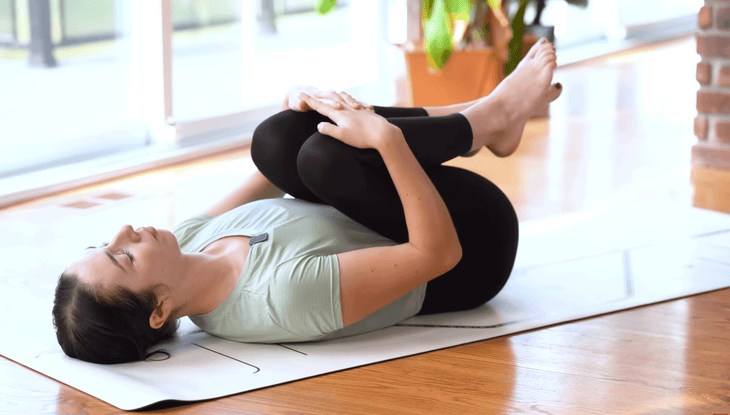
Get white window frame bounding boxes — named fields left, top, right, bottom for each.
left=1, top=0, right=394, bottom=207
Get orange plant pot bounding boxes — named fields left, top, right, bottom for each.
left=403, top=47, right=504, bottom=107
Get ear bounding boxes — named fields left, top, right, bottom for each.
left=149, top=296, right=173, bottom=330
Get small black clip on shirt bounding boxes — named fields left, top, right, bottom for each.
left=249, top=232, right=269, bottom=246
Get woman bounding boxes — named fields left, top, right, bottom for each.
left=53, top=39, right=560, bottom=364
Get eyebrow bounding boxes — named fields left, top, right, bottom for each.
left=104, top=251, right=126, bottom=272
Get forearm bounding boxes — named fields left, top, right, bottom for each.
left=375, top=127, right=461, bottom=265
left=203, top=170, right=284, bottom=217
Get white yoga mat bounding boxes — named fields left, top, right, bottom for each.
left=2, top=203, right=730, bottom=410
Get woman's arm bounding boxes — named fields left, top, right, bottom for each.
left=203, top=86, right=370, bottom=217
left=202, top=170, right=285, bottom=217
left=299, top=94, right=462, bottom=326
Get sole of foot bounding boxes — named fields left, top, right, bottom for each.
left=461, top=38, right=563, bottom=158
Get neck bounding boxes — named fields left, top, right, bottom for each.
left=173, top=252, right=237, bottom=317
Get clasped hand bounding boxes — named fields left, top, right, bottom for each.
left=285, top=86, right=374, bottom=113
left=299, top=92, right=399, bottom=150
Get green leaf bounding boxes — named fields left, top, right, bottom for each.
left=445, top=0, right=471, bottom=22
left=425, top=0, right=454, bottom=70
left=315, top=0, right=337, bottom=15
left=485, top=0, right=501, bottom=10
left=422, top=0, right=435, bottom=20
left=504, top=0, right=529, bottom=75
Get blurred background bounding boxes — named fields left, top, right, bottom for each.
left=0, top=0, right=702, bottom=205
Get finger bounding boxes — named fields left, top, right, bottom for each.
left=340, top=92, right=362, bottom=109
left=320, top=98, right=343, bottom=109
left=300, top=93, right=338, bottom=116
left=317, top=122, right=340, bottom=138
left=313, top=90, right=347, bottom=107
left=327, top=91, right=350, bottom=108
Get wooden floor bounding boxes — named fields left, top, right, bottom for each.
left=3, top=36, right=730, bottom=414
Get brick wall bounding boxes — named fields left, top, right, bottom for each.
left=694, top=0, right=730, bottom=168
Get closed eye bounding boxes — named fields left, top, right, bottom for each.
left=121, top=249, right=134, bottom=262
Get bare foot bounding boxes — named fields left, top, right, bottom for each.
left=461, top=38, right=562, bottom=157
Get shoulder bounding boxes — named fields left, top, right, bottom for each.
left=173, top=214, right=213, bottom=246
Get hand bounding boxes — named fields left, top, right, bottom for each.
left=299, top=92, right=396, bottom=150
left=285, top=86, right=374, bottom=113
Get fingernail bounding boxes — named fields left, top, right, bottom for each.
left=539, top=37, right=546, bottom=43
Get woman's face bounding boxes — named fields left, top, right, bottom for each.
left=67, top=224, right=182, bottom=292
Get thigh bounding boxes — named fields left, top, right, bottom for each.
left=250, top=107, right=440, bottom=202
left=251, top=109, right=329, bottom=202
left=297, top=133, right=518, bottom=312
left=417, top=166, right=519, bottom=314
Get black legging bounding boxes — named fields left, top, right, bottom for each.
left=251, top=106, right=518, bottom=315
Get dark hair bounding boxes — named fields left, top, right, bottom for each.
left=52, top=272, right=179, bottom=364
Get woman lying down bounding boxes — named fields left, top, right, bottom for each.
left=53, top=39, right=561, bottom=363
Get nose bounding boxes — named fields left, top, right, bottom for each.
left=110, top=225, right=141, bottom=245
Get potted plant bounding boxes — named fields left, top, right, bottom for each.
left=399, top=0, right=512, bottom=106
left=316, top=0, right=513, bottom=106
left=314, top=0, right=583, bottom=107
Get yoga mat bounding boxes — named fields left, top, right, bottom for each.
left=2, top=203, right=730, bottom=410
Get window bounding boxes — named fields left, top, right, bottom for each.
left=0, top=0, right=389, bottom=206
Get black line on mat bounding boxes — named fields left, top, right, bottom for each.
left=191, top=343, right=260, bottom=373
left=692, top=228, right=730, bottom=239
left=277, top=344, right=307, bottom=355
left=517, top=250, right=624, bottom=272
left=394, top=319, right=526, bottom=329
left=697, top=255, right=730, bottom=266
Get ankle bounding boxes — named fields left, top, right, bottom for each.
left=424, top=101, right=474, bottom=117
left=460, top=97, right=510, bottom=150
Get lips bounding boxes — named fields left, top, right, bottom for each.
left=136, top=226, right=158, bottom=239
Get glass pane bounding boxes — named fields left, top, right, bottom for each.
left=522, top=0, right=606, bottom=48
left=619, top=0, right=703, bottom=26
left=63, top=0, right=117, bottom=39
left=0, top=0, right=12, bottom=36
left=0, top=0, right=146, bottom=178
left=172, top=0, right=378, bottom=121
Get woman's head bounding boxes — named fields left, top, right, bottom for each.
left=52, top=273, right=179, bottom=363
left=53, top=224, right=184, bottom=364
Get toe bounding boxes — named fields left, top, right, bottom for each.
left=526, top=38, right=546, bottom=59
left=547, top=83, right=563, bottom=102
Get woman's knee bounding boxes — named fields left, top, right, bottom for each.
left=296, top=132, right=353, bottom=193
left=251, top=110, right=318, bottom=173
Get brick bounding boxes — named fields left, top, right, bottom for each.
left=699, top=5, right=713, bottom=29
left=719, top=65, right=730, bottom=86
left=696, top=116, right=709, bottom=140
left=718, top=7, right=730, bottom=30
left=713, top=119, right=730, bottom=144
left=697, top=36, right=730, bottom=58
left=697, top=90, right=730, bottom=114
left=697, top=62, right=712, bottom=84
left=692, top=143, right=730, bottom=170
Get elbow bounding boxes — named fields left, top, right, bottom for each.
left=448, top=242, right=463, bottom=270
left=437, top=240, right=462, bottom=274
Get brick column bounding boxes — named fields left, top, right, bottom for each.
left=694, top=0, right=730, bottom=168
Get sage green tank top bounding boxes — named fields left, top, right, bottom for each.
left=173, top=198, right=427, bottom=343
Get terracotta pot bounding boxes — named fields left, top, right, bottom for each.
left=402, top=46, right=504, bottom=107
